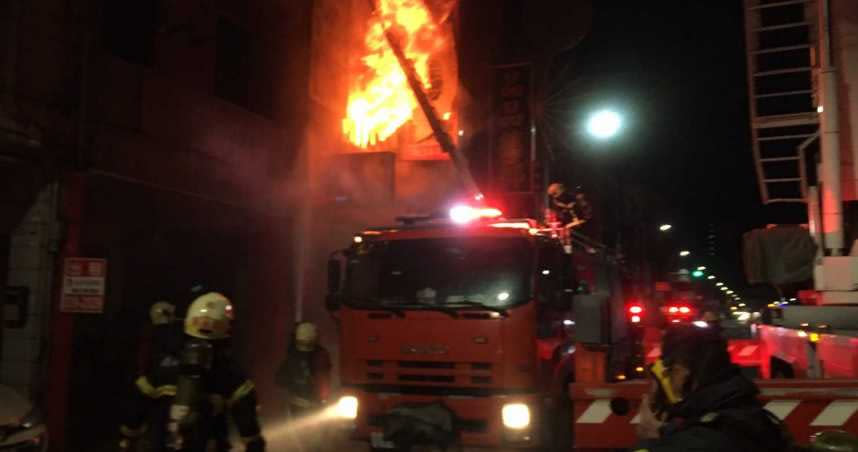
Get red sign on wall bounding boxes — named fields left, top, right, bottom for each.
left=61, top=258, right=107, bottom=313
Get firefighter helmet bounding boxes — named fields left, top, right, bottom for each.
left=295, top=322, right=318, bottom=352
left=150, top=301, right=176, bottom=325
left=185, top=292, right=234, bottom=340
left=547, top=183, right=566, bottom=198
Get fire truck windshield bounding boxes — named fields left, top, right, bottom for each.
left=345, top=237, right=532, bottom=309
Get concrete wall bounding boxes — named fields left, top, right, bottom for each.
left=1, top=185, right=57, bottom=396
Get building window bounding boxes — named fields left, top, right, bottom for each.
left=214, top=17, right=251, bottom=109
left=102, top=0, right=158, bottom=65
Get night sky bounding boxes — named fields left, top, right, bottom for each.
left=541, top=0, right=806, bottom=297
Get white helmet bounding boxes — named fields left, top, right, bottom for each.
left=185, top=292, right=234, bottom=340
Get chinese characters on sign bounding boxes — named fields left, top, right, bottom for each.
left=61, top=258, right=107, bottom=313
left=491, top=64, right=533, bottom=193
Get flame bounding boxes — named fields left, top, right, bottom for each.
left=343, top=0, right=445, bottom=148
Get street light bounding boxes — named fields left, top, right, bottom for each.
left=720, top=287, right=728, bottom=291
left=707, top=275, right=715, bottom=280
left=659, top=224, right=672, bottom=232
left=715, top=282, right=724, bottom=287
left=726, top=290, right=734, bottom=295
left=697, top=266, right=707, bottom=271
left=586, top=109, right=623, bottom=140
left=679, top=250, right=691, bottom=257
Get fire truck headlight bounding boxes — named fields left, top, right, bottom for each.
left=502, top=403, right=531, bottom=430
left=335, top=396, right=359, bottom=420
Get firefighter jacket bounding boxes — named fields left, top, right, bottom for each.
left=120, top=347, right=265, bottom=452
left=633, top=369, right=791, bottom=452
left=274, top=343, right=332, bottom=407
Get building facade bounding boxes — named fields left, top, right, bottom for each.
left=0, top=0, right=312, bottom=449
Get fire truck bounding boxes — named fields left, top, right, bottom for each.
left=325, top=204, right=643, bottom=450
left=737, top=0, right=858, bottom=385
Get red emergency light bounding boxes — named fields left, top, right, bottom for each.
left=449, top=204, right=503, bottom=224
left=627, top=304, right=644, bottom=324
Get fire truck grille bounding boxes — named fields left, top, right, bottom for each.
left=399, top=374, right=455, bottom=383
left=363, top=360, right=495, bottom=386
left=369, top=414, right=488, bottom=433
left=399, top=361, right=455, bottom=369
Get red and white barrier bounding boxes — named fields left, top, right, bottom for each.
left=570, top=379, right=858, bottom=450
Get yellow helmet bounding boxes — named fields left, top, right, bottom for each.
left=185, top=292, right=234, bottom=340
left=150, top=301, right=176, bottom=325
left=295, top=322, right=318, bottom=351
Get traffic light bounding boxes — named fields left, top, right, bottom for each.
left=692, top=270, right=704, bottom=278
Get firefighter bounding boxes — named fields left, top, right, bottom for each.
left=546, top=183, right=578, bottom=227
left=138, top=301, right=184, bottom=372
left=119, top=292, right=266, bottom=452
left=633, top=323, right=790, bottom=452
left=572, top=186, right=593, bottom=223
left=275, top=321, right=332, bottom=418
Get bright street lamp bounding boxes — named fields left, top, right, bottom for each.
left=707, top=275, right=715, bottom=280
left=715, top=282, right=724, bottom=287
left=720, top=287, right=728, bottom=291
left=679, top=250, right=691, bottom=257
left=586, top=110, right=623, bottom=140
left=697, top=266, right=707, bottom=271
left=659, top=224, right=672, bottom=232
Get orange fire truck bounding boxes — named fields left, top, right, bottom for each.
left=325, top=204, right=644, bottom=450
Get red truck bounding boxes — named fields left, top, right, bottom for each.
left=325, top=204, right=643, bottom=450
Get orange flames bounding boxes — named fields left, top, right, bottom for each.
left=343, top=0, right=447, bottom=148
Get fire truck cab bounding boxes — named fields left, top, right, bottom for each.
left=326, top=205, right=633, bottom=449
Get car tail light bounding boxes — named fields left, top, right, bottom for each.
left=628, top=304, right=644, bottom=324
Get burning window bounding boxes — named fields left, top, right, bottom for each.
left=342, top=0, right=458, bottom=149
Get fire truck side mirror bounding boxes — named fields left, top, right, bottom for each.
left=327, top=258, right=342, bottom=310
